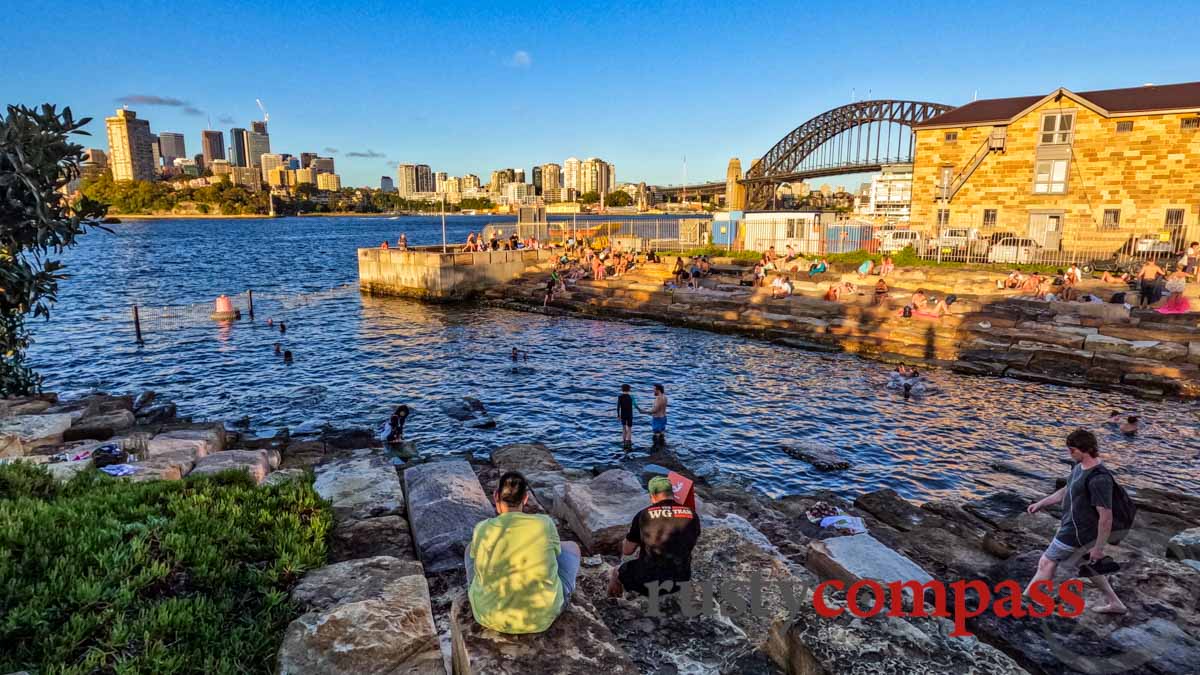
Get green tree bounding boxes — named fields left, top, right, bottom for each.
left=580, top=191, right=600, bottom=205
left=0, top=105, right=107, bottom=394
left=605, top=191, right=633, bottom=207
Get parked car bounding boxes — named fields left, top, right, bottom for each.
left=1134, top=237, right=1175, bottom=255
left=1081, top=256, right=1142, bottom=275
left=879, top=229, right=924, bottom=254
left=987, top=237, right=1042, bottom=264
left=928, top=227, right=989, bottom=260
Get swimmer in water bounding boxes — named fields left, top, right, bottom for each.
left=279, top=321, right=287, bottom=334
left=274, top=342, right=281, bottom=355
left=1119, top=416, right=1141, bottom=435
left=283, top=350, right=293, bottom=364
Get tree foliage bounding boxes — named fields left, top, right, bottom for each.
left=0, top=104, right=107, bottom=394
left=579, top=191, right=600, bottom=204
left=605, top=190, right=634, bottom=207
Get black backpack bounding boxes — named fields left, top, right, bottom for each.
left=902, top=305, right=913, bottom=318
left=1086, top=465, right=1137, bottom=543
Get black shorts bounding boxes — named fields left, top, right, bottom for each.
left=620, top=417, right=633, bottom=428
left=618, top=558, right=686, bottom=597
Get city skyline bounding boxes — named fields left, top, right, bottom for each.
left=5, top=2, right=1199, bottom=188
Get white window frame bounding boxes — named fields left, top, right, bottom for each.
left=1034, top=158, right=1069, bottom=194
left=1039, top=111, right=1075, bottom=145
left=936, top=209, right=950, bottom=226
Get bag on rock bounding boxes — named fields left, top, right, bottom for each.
left=92, top=443, right=128, bottom=468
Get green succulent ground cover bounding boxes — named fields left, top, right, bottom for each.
left=0, top=463, right=330, bottom=673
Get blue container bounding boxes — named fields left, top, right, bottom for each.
left=712, top=211, right=742, bottom=246
left=824, top=223, right=875, bottom=254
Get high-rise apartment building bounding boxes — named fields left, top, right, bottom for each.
left=311, top=157, right=335, bottom=174
left=489, top=169, right=509, bottom=195
left=260, top=153, right=287, bottom=182
left=230, top=166, right=260, bottom=190
left=504, top=182, right=530, bottom=202
left=380, top=176, right=396, bottom=193
left=317, top=173, right=341, bottom=191
left=443, top=176, right=461, bottom=195
left=158, top=132, right=185, bottom=167
left=81, top=148, right=109, bottom=182
left=608, top=164, right=616, bottom=191
left=210, top=159, right=232, bottom=176
left=580, top=157, right=611, bottom=195
left=294, top=167, right=317, bottom=185
left=300, top=152, right=317, bottom=169
left=514, top=169, right=525, bottom=184
left=105, top=109, right=156, bottom=182
left=531, top=166, right=542, bottom=195
left=228, top=128, right=247, bottom=167
left=201, top=130, right=225, bottom=169
left=434, top=171, right=448, bottom=192
left=461, top=174, right=481, bottom=190
left=541, top=163, right=562, bottom=196
left=396, top=164, right=418, bottom=196
left=415, top=164, right=434, bottom=193
left=563, top=157, right=581, bottom=192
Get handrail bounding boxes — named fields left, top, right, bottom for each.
left=940, top=128, right=1006, bottom=202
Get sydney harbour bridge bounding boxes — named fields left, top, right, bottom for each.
left=650, top=100, right=953, bottom=210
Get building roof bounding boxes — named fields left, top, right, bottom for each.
left=916, top=81, right=1200, bottom=128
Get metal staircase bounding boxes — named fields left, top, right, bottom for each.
left=939, top=127, right=1007, bottom=202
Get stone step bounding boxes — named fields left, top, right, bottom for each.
left=404, top=460, right=495, bottom=573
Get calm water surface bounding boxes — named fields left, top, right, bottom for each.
left=29, top=217, right=1200, bottom=501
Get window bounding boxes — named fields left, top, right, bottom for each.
left=944, top=131, right=958, bottom=142
left=1166, top=209, right=1185, bottom=227
left=1116, top=121, right=1133, bottom=133
left=1183, top=118, right=1200, bottom=130
left=1102, top=209, right=1121, bottom=229
left=785, top=218, right=797, bottom=239
left=937, top=209, right=950, bottom=226
left=1034, top=159, right=1068, bottom=193
left=983, top=209, right=998, bottom=227
left=1040, top=111, right=1075, bottom=144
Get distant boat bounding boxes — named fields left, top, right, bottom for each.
left=389, top=216, right=401, bottom=220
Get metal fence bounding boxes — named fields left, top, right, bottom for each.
left=132, top=284, right=356, bottom=342
left=478, top=218, right=714, bottom=252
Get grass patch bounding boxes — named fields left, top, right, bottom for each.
left=0, top=465, right=331, bottom=674
left=660, top=246, right=762, bottom=262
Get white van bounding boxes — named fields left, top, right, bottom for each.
left=879, top=230, right=923, bottom=253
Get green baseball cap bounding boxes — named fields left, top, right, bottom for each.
left=648, top=476, right=673, bottom=495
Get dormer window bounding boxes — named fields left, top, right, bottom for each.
left=1040, top=111, right=1074, bottom=144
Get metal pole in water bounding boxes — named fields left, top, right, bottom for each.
left=133, top=305, right=145, bottom=346
left=247, top=290, right=255, bottom=319
left=441, top=193, right=447, bottom=253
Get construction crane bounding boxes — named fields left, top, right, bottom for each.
left=255, top=98, right=270, bottom=123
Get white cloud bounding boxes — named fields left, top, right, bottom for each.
left=507, top=50, right=532, bottom=68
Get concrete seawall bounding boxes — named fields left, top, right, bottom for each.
left=358, top=247, right=554, bottom=301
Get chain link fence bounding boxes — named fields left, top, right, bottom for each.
left=476, top=217, right=714, bottom=252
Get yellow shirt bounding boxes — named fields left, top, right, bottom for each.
left=467, top=512, right=564, bottom=634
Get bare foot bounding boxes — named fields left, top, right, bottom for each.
left=1092, top=602, right=1128, bottom=615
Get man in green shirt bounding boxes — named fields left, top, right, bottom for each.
left=466, top=472, right=581, bottom=634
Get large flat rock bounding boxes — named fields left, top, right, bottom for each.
left=806, top=533, right=933, bottom=586
left=188, top=449, right=271, bottom=484
left=154, top=425, right=226, bottom=454
left=278, top=556, right=444, bottom=675
left=1168, top=527, right=1200, bottom=561
left=126, top=448, right=196, bottom=482
left=403, top=460, right=494, bottom=573
left=62, top=409, right=135, bottom=442
left=560, top=469, right=646, bottom=553
left=489, top=443, right=563, bottom=473
left=0, top=414, right=74, bottom=458
left=314, top=448, right=405, bottom=522
left=331, top=515, right=416, bottom=563
left=450, top=591, right=636, bottom=675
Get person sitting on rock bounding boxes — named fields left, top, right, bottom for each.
left=771, top=275, right=793, bottom=299
left=1004, top=270, right=1025, bottom=289
left=466, top=471, right=581, bottom=634
left=379, top=404, right=409, bottom=444
left=608, top=476, right=701, bottom=598
left=873, top=278, right=889, bottom=305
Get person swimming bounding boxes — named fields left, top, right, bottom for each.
left=283, top=350, right=293, bottom=364
left=1119, top=415, right=1142, bottom=435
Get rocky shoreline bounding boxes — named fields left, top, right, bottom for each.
left=4, top=393, right=1198, bottom=674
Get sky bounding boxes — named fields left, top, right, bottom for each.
left=4, top=0, right=1199, bottom=189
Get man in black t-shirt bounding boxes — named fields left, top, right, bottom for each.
left=608, top=476, right=701, bottom=597
left=617, top=384, right=634, bottom=447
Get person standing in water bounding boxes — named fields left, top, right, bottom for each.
left=617, top=384, right=635, bottom=448
left=639, top=384, right=668, bottom=447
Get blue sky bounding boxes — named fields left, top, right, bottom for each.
left=3, top=0, right=1197, bottom=188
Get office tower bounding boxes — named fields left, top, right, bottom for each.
left=317, top=173, right=341, bottom=191
left=563, top=157, right=581, bottom=192
left=260, top=153, right=287, bottom=182
left=435, top=171, right=448, bottom=192
left=149, top=134, right=162, bottom=173
left=193, top=153, right=206, bottom=171
left=514, top=169, right=525, bottom=184
left=201, top=130, right=225, bottom=168
left=300, top=152, right=317, bottom=169
left=396, top=164, right=418, bottom=196
left=84, top=148, right=109, bottom=166
left=541, top=163, right=562, bottom=189
left=505, top=182, right=530, bottom=201
left=230, top=166, right=260, bottom=190
left=461, top=174, right=481, bottom=190
left=251, top=120, right=268, bottom=134
left=531, top=166, right=542, bottom=195
left=158, top=132, right=185, bottom=167
left=380, top=176, right=396, bottom=193
left=229, top=128, right=247, bottom=166
left=294, top=167, right=317, bottom=185
left=415, top=164, right=434, bottom=192
left=245, top=121, right=270, bottom=169
left=311, top=156, right=335, bottom=174
left=211, top=159, right=232, bottom=176
left=105, top=109, right=156, bottom=182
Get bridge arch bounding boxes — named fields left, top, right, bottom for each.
left=744, top=100, right=953, bottom=209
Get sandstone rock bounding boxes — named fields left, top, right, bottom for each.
left=403, top=459, right=494, bottom=573
left=146, top=434, right=210, bottom=460
left=1168, top=527, right=1200, bottom=561
left=5, top=399, right=53, bottom=415
left=45, top=457, right=94, bottom=482
left=135, top=401, right=177, bottom=425
left=322, top=427, right=378, bottom=450
left=63, top=409, right=136, bottom=442
left=188, top=449, right=271, bottom=484
left=42, top=398, right=97, bottom=421
left=1084, top=333, right=1189, bottom=361
left=806, top=533, right=933, bottom=587
left=278, top=556, right=444, bottom=675
left=490, top=443, right=563, bottom=473
left=126, top=448, right=196, bottom=481
left=782, top=441, right=851, bottom=471
left=450, top=591, right=636, bottom=675
left=0, top=414, right=74, bottom=458
left=262, top=468, right=307, bottom=487
left=313, top=449, right=405, bottom=522
left=560, top=469, right=646, bottom=553
left=155, top=425, right=226, bottom=454
left=133, top=390, right=156, bottom=411
left=331, top=515, right=415, bottom=563
left=854, top=489, right=927, bottom=531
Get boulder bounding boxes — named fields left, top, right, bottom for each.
left=806, top=533, right=933, bottom=586
left=403, top=460, right=494, bottom=573
left=45, top=457, right=94, bottom=482
left=782, top=441, right=851, bottom=471
left=5, top=399, right=53, bottom=415
left=262, top=468, right=307, bottom=487
left=135, top=401, right=177, bottom=425
left=1168, top=527, right=1200, bottom=561
left=42, top=398, right=98, bottom=421
left=154, top=425, right=226, bottom=454
left=0, top=414, right=74, bottom=458
left=449, top=591, right=636, bottom=675
left=126, top=448, right=196, bottom=481
left=490, top=443, right=563, bottom=473
left=278, top=556, right=444, bottom=675
left=62, top=409, right=136, bottom=442
left=560, top=469, right=646, bottom=553
left=133, top=390, right=156, bottom=412
left=188, top=449, right=271, bottom=484
left=322, top=427, right=378, bottom=450
left=146, top=434, right=210, bottom=459
left=1084, top=333, right=1189, bottom=361
left=313, top=449, right=405, bottom=522
left=854, top=489, right=927, bottom=532
left=331, top=516, right=415, bottom=563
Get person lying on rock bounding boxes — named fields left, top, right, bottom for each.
left=466, top=471, right=581, bottom=634
left=608, top=476, right=701, bottom=598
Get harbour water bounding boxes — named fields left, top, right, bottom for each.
left=30, top=216, right=1200, bottom=500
